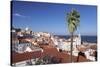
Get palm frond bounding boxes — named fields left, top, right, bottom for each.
left=67, top=9, right=80, bottom=33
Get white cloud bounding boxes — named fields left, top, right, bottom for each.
left=13, top=13, right=26, bottom=18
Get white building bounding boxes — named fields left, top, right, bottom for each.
left=56, top=34, right=81, bottom=55
left=13, top=43, right=32, bottom=53
left=51, top=36, right=58, bottom=46
left=25, top=27, right=32, bottom=34
left=13, top=42, right=43, bottom=53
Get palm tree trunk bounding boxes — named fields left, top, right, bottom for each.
left=70, top=32, right=73, bottom=62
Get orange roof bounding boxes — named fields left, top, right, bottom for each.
left=11, top=45, right=91, bottom=64
left=12, top=51, right=42, bottom=64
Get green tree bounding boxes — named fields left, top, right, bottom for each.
left=66, top=9, right=80, bottom=62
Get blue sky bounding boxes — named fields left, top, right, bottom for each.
left=12, top=1, right=97, bottom=35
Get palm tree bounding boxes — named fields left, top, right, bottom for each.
left=66, top=9, right=80, bottom=62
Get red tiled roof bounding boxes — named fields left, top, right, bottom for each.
left=40, top=45, right=90, bottom=63
left=12, top=51, right=42, bottom=63
left=12, top=45, right=91, bottom=64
